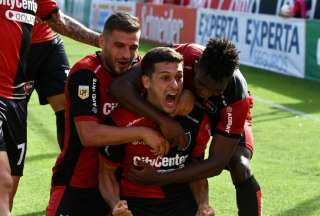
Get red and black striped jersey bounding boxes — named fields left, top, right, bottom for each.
left=52, top=53, right=119, bottom=188
left=173, top=43, right=253, bottom=138
left=100, top=106, right=211, bottom=199
left=0, top=0, right=58, bottom=99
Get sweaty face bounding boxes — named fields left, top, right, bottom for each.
left=143, top=62, right=183, bottom=114
left=194, top=65, right=230, bottom=99
left=100, top=30, right=140, bottom=75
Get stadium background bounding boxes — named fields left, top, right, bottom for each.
left=13, top=1, right=320, bottom=215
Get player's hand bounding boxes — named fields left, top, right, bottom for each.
left=112, top=200, right=133, bottom=216
left=158, top=117, right=187, bottom=150
left=172, top=89, right=195, bottom=116
left=128, top=160, right=163, bottom=185
left=140, top=127, right=170, bottom=157
left=196, top=205, right=215, bottom=216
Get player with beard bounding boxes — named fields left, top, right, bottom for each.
left=46, top=13, right=169, bottom=216
left=99, top=47, right=214, bottom=216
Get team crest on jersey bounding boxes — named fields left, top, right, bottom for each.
left=78, top=85, right=89, bottom=100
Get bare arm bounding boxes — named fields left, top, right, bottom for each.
left=110, top=65, right=187, bottom=148
left=75, top=121, right=169, bottom=155
left=98, top=156, right=120, bottom=208
left=98, top=156, right=132, bottom=216
left=190, top=178, right=214, bottom=216
left=47, top=10, right=99, bottom=47
left=128, top=134, right=239, bottom=184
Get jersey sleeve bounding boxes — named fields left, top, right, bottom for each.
left=216, top=97, right=252, bottom=138
left=192, top=113, right=211, bottom=159
left=36, top=0, right=59, bottom=19
left=100, top=144, right=126, bottom=169
left=67, top=69, right=100, bottom=123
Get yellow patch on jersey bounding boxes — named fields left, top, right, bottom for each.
left=78, top=85, right=90, bottom=100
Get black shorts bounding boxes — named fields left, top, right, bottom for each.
left=47, top=186, right=110, bottom=216
left=0, top=98, right=27, bottom=176
left=27, top=35, right=69, bottom=105
left=123, top=191, right=198, bottom=216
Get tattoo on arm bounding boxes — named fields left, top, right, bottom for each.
left=47, top=11, right=100, bottom=47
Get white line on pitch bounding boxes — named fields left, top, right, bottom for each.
left=254, top=96, right=320, bottom=123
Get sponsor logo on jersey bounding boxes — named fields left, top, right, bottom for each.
left=133, top=154, right=189, bottom=168
left=78, top=85, right=89, bottom=100
left=103, top=102, right=118, bottom=116
left=2, top=0, right=38, bottom=25
left=91, top=78, right=97, bottom=113
left=225, top=106, right=233, bottom=133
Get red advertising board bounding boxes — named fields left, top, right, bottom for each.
left=136, top=3, right=197, bottom=44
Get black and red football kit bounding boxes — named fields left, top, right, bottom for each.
left=174, top=43, right=254, bottom=152
left=0, top=0, right=58, bottom=176
left=173, top=43, right=261, bottom=216
left=101, top=106, right=211, bottom=216
left=47, top=53, right=116, bottom=215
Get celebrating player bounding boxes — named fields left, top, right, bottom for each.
left=110, top=38, right=262, bottom=216
left=99, top=47, right=214, bottom=216
left=46, top=12, right=169, bottom=215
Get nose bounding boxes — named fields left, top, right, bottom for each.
left=121, top=46, right=131, bottom=59
left=170, top=78, right=179, bottom=90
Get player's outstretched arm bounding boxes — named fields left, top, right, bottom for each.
left=128, top=134, right=240, bottom=184
left=47, top=10, right=100, bottom=47
left=109, top=65, right=187, bottom=149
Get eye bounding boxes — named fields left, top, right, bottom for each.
left=175, top=74, right=183, bottom=82
left=160, top=75, right=171, bottom=81
left=114, top=42, right=124, bottom=48
left=130, top=45, right=138, bottom=52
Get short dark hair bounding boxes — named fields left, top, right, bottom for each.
left=103, top=12, right=140, bottom=35
left=141, top=47, right=183, bottom=76
left=199, top=38, right=239, bottom=81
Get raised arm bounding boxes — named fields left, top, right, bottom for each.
left=46, top=10, right=100, bottom=47
left=109, top=65, right=187, bottom=148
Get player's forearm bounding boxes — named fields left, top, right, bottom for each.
left=48, top=11, right=100, bottom=47
left=158, top=136, right=239, bottom=184
left=76, top=121, right=146, bottom=147
left=98, top=161, right=120, bottom=208
left=159, top=157, right=225, bottom=184
left=190, top=178, right=209, bottom=207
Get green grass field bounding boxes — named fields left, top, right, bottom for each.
left=12, top=37, right=320, bottom=216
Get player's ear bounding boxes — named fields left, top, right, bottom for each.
left=98, top=34, right=105, bottom=49
left=141, top=75, right=151, bottom=89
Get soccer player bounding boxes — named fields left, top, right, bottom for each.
left=0, top=1, right=65, bottom=214
left=110, top=38, right=262, bottom=216
left=46, top=12, right=169, bottom=215
left=27, top=11, right=100, bottom=149
left=99, top=47, right=214, bottom=216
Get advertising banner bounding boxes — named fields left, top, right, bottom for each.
left=210, top=0, right=261, bottom=13
left=136, top=3, right=197, bottom=44
left=195, top=9, right=306, bottom=78
left=89, top=0, right=136, bottom=32
left=305, top=20, right=320, bottom=81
